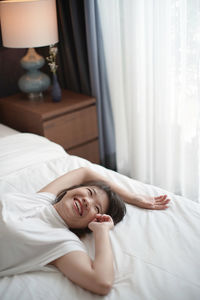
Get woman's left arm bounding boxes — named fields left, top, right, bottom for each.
left=51, top=215, right=114, bottom=295
left=39, top=167, right=170, bottom=209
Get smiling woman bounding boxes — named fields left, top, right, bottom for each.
left=0, top=166, right=170, bottom=295
left=37, top=167, right=169, bottom=294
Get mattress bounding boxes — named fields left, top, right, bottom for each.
left=0, top=127, right=199, bottom=300
left=0, top=124, right=19, bottom=138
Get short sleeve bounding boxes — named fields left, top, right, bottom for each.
left=42, top=237, right=87, bottom=266
left=36, top=192, right=56, bottom=203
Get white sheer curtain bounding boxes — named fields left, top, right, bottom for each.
left=97, top=0, right=200, bottom=202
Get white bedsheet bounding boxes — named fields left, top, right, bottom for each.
left=0, top=132, right=200, bottom=300
left=0, top=124, right=19, bottom=138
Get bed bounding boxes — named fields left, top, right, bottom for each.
left=0, top=123, right=200, bottom=300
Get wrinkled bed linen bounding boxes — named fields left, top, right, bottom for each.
left=0, top=133, right=199, bottom=300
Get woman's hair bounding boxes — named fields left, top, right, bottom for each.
left=54, top=181, right=126, bottom=237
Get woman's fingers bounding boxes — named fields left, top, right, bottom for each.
left=95, top=214, right=112, bottom=223
left=155, top=199, right=170, bottom=205
left=154, top=200, right=170, bottom=209
left=155, top=195, right=167, bottom=200
left=88, top=214, right=114, bottom=231
left=155, top=195, right=170, bottom=204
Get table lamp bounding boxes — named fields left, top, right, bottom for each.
left=0, top=0, right=59, bottom=99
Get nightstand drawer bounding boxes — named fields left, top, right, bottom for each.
left=68, top=139, right=100, bottom=164
left=43, top=105, right=98, bottom=149
left=0, top=90, right=100, bottom=164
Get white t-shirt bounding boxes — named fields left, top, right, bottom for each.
left=0, top=192, right=86, bottom=277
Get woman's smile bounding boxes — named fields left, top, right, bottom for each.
left=73, top=198, right=83, bottom=216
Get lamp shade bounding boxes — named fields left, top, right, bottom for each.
left=0, top=0, right=58, bottom=48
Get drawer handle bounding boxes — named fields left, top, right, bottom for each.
left=45, top=123, right=55, bottom=129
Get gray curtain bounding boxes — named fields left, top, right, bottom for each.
left=84, top=1, right=116, bottom=170
left=57, top=0, right=116, bottom=169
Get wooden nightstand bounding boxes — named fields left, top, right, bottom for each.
left=0, top=90, right=100, bottom=164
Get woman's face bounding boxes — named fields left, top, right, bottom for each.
left=54, top=186, right=109, bottom=229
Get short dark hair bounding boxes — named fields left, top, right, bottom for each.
left=54, top=181, right=126, bottom=237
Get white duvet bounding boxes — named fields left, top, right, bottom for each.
left=0, top=132, right=200, bottom=300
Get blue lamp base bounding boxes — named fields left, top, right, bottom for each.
left=18, top=48, right=50, bottom=99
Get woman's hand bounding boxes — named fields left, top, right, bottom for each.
left=88, top=214, right=114, bottom=232
left=131, top=194, right=170, bottom=210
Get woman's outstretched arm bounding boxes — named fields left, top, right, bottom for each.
left=39, top=167, right=170, bottom=209
left=50, top=214, right=114, bottom=295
